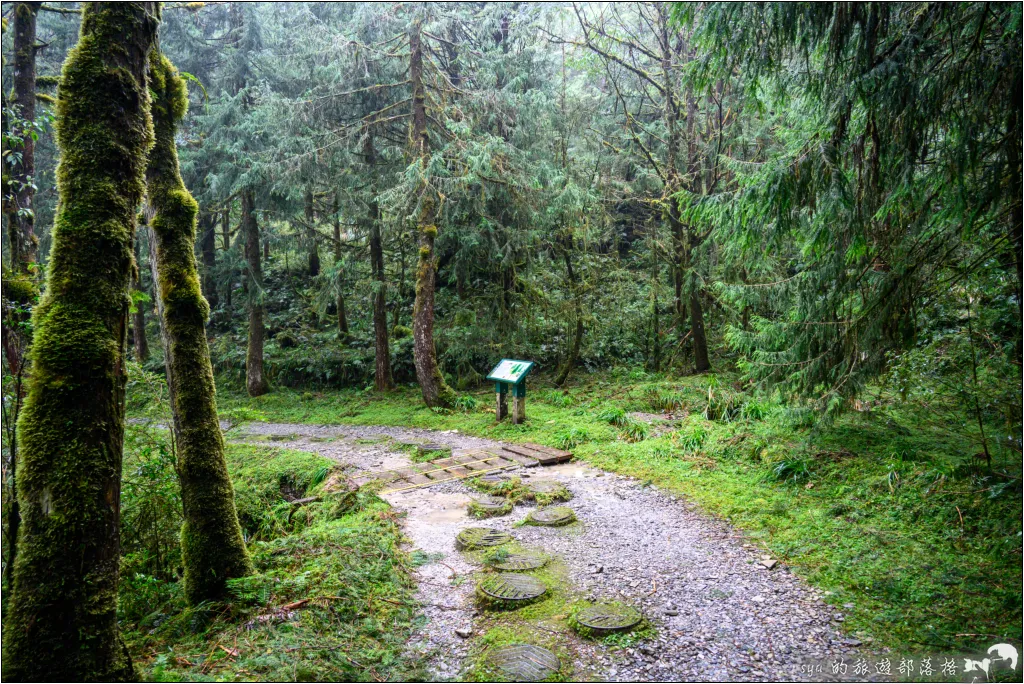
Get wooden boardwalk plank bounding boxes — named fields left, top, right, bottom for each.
left=503, top=443, right=572, bottom=465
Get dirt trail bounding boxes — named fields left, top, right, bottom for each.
left=233, top=422, right=872, bottom=681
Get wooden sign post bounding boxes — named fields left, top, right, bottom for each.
left=486, top=359, right=534, bottom=425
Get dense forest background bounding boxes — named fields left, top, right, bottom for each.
left=5, top=2, right=1020, bottom=415
left=1, top=2, right=1022, bottom=680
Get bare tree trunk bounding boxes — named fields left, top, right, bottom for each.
left=242, top=189, right=267, bottom=396
left=6, top=2, right=41, bottom=275
left=305, top=186, right=319, bottom=276
left=222, top=204, right=231, bottom=250
left=221, top=205, right=233, bottom=310
left=683, top=55, right=711, bottom=373
left=146, top=53, right=252, bottom=604
left=1, top=2, right=41, bottom=379
left=3, top=5, right=158, bottom=679
left=690, top=290, right=710, bottom=372
left=554, top=247, right=583, bottom=387
left=333, top=191, right=349, bottom=338
left=410, top=20, right=454, bottom=408
left=362, top=133, right=392, bottom=389
left=132, top=237, right=149, bottom=361
left=200, top=211, right=218, bottom=309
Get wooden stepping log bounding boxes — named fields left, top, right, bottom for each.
left=478, top=573, right=547, bottom=603
left=525, top=506, right=576, bottom=527
left=489, top=644, right=560, bottom=681
left=363, top=449, right=523, bottom=493
left=356, top=444, right=569, bottom=494
left=502, top=442, right=573, bottom=465
left=456, top=527, right=512, bottom=550
left=574, top=603, right=642, bottom=635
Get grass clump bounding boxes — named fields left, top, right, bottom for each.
left=617, top=417, right=649, bottom=443
left=467, top=475, right=534, bottom=505
left=596, top=405, right=628, bottom=426
left=555, top=426, right=590, bottom=450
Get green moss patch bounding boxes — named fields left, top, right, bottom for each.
left=525, top=506, right=577, bottom=527
left=121, top=439, right=424, bottom=681
left=469, top=494, right=514, bottom=518
left=569, top=601, right=643, bottom=636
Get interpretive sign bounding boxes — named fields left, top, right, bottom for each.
left=487, top=359, right=534, bottom=424
left=486, top=359, right=534, bottom=384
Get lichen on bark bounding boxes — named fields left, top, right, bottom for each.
left=145, top=51, right=252, bottom=606
left=3, top=3, right=159, bottom=680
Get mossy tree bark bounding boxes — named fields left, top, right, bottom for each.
left=146, top=52, right=252, bottom=605
left=3, top=3, right=159, bottom=680
left=409, top=21, right=455, bottom=408
left=364, top=132, right=393, bottom=390
left=242, top=189, right=268, bottom=396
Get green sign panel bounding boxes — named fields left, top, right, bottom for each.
left=487, top=359, right=534, bottom=385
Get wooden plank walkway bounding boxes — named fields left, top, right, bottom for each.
left=353, top=443, right=573, bottom=494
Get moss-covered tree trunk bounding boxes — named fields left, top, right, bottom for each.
left=3, top=4, right=158, bottom=680
left=242, top=189, right=268, bottom=396
left=146, top=52, right=252, bottom=605
left=409, top=21, right=455, bottom=408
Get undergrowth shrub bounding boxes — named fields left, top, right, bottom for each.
left=556, top=426, right=591, bottom=450
left=596, top=405, right=628, bottom=426
left=672, top=424, right=709, bottom=453
left=643, top=388, right=684, bottom=412
left=618, top=417, right=649, bottom=442
left=540, top=388, right=577, bottom=408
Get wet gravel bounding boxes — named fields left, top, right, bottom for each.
left=231, top=422, right=879, bottom=682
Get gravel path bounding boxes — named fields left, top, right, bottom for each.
left=231, top=422, right=876, bottom=682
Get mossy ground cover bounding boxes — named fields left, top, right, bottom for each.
left=119, top=435, right=424, bottom=682
left=216, top=371, right=1023, bottom=655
